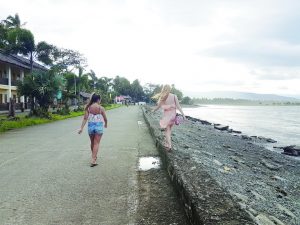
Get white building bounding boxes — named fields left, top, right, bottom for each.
left=0, top=50, right=46, bottom=111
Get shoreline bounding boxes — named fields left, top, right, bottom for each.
left=143, top=106, right=300, bottom=225
left=182, top=105, right=300, bottom=157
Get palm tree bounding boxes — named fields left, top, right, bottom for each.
left=17, top=70, right=65, bottom=117
left=3, top=13, right=26, bottom=29
left=87, top=70, right=97, bottom=90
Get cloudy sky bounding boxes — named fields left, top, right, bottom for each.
left=2, top=0, right=300, bottom=96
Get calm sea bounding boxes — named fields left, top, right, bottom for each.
left=183, top=105, right=300, bottom=147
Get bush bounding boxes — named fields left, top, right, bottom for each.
left=29, top=108, right=52, bottom=119
left=56, top=107, right=70, bottom=115
left=0, top=104, right=121, bottom=133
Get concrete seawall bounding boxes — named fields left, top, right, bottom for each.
left=142, top=107, right=255, bottom=225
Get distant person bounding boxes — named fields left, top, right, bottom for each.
left=152, top=85, right=186, bottom=151
left=78, top=93, right=108, bottom=167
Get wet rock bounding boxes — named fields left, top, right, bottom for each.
left=214, top=124, right=229, bottom=131
left=257, top=136, right=277, bottom=143
left=268, top=216, right=285, bottom=225
left=282, top=145, right=300, bottom=156
left=251, top=190, right=266, bottom=201
left=230, top=191, right=249, bottom=202
left=255, top=214, right=276, bottom=225
left=266, top=138, right=277, bottom=143
left=232, top=129, right=242, bottom=134
left=230, top=156, right=245, bottom=164
left=270, top=175, right=286, bottom=182
left=261, top=159, right=281, bottom=171
left=247, top=207, right=258, bottom=217
left=223, top=145, right=231, bottom=149
left=275, top=186, right=288, bottom=196
left=213, top=159, right=223, bottom=166
left=242, top=135, right=251, bottom=140
left=200, top=120, right=211, bottom=125
left=276, top=204, right=296, bottom=218
left=202, top=151, right=213, bottom=157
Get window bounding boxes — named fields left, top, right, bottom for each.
left=0, top=94, right=2, bottom=104
left=4, top=94, right=7, bottom=103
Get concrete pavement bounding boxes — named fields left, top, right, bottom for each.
left=0, top=106, right=142, bottom=225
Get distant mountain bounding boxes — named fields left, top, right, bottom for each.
left=185, top=91, right=300, bottom=102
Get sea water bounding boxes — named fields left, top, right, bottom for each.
left=183, top=105, right=300, bottom=147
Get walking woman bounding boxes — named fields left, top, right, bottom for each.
left=152, top=85, right=186, bottom=151
left=78, top=93, right=107, bottom=167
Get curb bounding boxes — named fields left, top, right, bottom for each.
left=142, top=107, right=255, bottom=225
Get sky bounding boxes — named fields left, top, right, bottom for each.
left=1, top=0, right=300, bottom=97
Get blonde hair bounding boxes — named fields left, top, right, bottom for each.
left=152, top=85, right=172, bottom=103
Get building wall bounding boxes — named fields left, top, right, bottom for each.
left=0, top=61, right=26, bottom=106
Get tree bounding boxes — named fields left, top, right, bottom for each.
left=17, top=70, right=65, bottom=117
left=50, top=48, right=87, bottom=73
left=3, top=14, right=26, bottom=29
left=0, top=23, right=7, bottom=49
left=181, top=96, right=193, bottom=105
left=131, top=79, right=144, bottom=101
left=171, top=84, right=183, bottom=100
left=113, top=76, right=131, bottom=96
left=86, top=70, right=97, bottom=90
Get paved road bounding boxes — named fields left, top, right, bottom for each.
left=0, top=106, right=144, bottom=225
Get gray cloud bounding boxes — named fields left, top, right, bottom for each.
left=250, top=69, right=300, bottom=80
left=203, top=41, right=300, bottom=67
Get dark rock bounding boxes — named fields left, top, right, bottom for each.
left=275, top=186, right=288, bottom=196
left=241, top=135, right=251, bottom=140
left=223, top=145, right=231, bottom=149
left=266, top=138, right=277, bottom=143
left=282, top=145, right=300, bottom=156
left=261, top=159, right=281, bottom=171
left=200, top=120, right=212, bottom=125
left=232, top=130, right=242, bottom=134
left=214, top=124, right=229, bottom=131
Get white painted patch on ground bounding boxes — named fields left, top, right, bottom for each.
left=138, top=157, right=160, bottom=171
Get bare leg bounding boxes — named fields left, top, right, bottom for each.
left=89, top=134, right=95, bottom=153
left=92, top=134, right=103, bottom=164
left=165, top=125, right=173, bottom=150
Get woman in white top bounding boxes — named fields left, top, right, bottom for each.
left=152, top=85, right=186, bottom=151
left=78, top=93, right=108, bottom=167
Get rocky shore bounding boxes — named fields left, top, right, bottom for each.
left=143, top=107, right=300, bottom=225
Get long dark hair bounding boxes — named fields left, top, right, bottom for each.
left=85, top=93, right=101, bottom=111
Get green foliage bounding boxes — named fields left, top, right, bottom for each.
left=113, top=76, right=131, bottom=96
left=50, top=48, right=87, bottom=73
left=55, top=107, right=71, bottom=115
left=171, top=84, right=183, bottom=100
left=0, top=104, right=121, bottom=133
left=3, top=14, right=24, bottom=28
left=131, top=79, right=144, bottom=101
left=143, top=83, right=161, bottom=103
left=17, top=70, right=65, bottom=116
left=181, top=96, right=194, bottom=105
left=36, top=41, right=57, bottom=65
left=0, top=23, right=7, bottom=48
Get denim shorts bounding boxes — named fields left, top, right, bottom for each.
left=88, top=122, right=104, bottom=135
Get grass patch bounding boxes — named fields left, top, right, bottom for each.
left=0, top=104, right=121, bottom=133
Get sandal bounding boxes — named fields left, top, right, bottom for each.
left=90, top=163, right=98, bottom=167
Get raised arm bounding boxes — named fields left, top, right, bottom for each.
left=175, top=95, right=186, bottom=119
left=78, top=110, right=89, bottom=134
